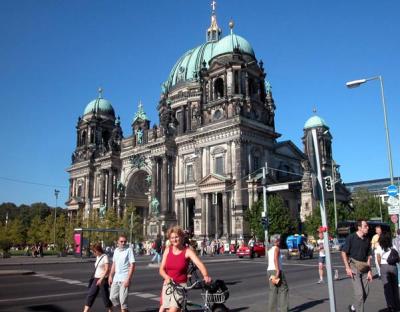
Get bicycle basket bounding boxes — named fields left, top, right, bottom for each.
left=201, top=290, right=229, bottom=304
left=201, top=280, right=229, bottom=303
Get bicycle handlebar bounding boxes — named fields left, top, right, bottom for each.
left=169, top=279, right=202, bottom=291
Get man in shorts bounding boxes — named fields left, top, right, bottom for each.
left=317, top=231, right=326, bottom=284
left=109, top=234, right=136, bottom=312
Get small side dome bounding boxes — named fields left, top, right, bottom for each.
left=211, top=34, right=255, bottom=60
left=304, top=115, right=329, bottom=130
left=83, top=89, right=115, bottom=117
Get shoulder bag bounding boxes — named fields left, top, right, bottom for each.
left=88, top=254, right=106, bottom=288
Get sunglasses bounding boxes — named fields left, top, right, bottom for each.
left=119, top=240, right=127, bottom=243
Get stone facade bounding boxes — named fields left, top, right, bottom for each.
left=66, top=6, right=349, bottom=240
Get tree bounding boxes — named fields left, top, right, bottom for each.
left=27, top=215, right=43, bottom=245
left=7, top=218, right=25, bottom=246
left=245, top=195, right=296, bottom=241
left=350, top=189, right=388, bottom=222
left=267, top=195, right=296, bottom=237
left=121, top=204, right=142, bottom=243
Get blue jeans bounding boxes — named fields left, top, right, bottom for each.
left=151, top=251, right=161, bottom=264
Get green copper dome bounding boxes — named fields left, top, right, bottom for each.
left=83, top=97, right=115, bottom=116
left=212, top=34, right=255, bottom=60
left=304, top=115, right=329, bottom=129
left=164, top=34, right=255, bottom=91
left=165, top=41, right=218, bottom=90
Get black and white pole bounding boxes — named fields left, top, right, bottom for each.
left=262, top=162, right=269, bottom=245
left=312, top=129, right=336, bottom=311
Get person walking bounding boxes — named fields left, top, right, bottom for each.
left=108, top=234, right=136, bottom=312
left=341, top=219, right=372, bottom=312
left=316, top=231, right=326, bottom=284
left=151, top=234, right=162, bottom=265
left=392, top=229, right=400, bottom=287
left=371, top=225, right=382, bottom=278
left=376, top=231, right=400, bottom=312
left=83, top=244, right=112, bottom=312
left=159, top=225, right=212, bottom=312
left=267, top=234, right=289, bottom=312
left=248, top=236, right=255, bottom=259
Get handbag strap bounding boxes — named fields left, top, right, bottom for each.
left=91, top=254, right=106, bottom=278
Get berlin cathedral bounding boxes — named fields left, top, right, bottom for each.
left=66, top=2, right=349, bottom=241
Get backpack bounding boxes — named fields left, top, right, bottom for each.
left=387, top=248, right=400, bottom=265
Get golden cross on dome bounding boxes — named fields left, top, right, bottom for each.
left=211, top=0, right=216, bottom=12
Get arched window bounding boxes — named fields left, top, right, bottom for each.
left=214, top=78, right=224, bottom=99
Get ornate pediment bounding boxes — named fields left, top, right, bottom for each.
left=198, top=173, right=231, bottom=192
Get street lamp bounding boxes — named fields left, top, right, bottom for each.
left=183, top=154, right=198, bottom=230
left=346, top=75, right=394, bottom=185
left=54, top=189, right=60, bottom=252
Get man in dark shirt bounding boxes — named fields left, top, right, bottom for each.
left=341, top=219, right=372, bottom=312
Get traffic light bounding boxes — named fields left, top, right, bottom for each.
left=261, top=217, right=268, bottom=229
left=324, top=176, right=333, bottom=192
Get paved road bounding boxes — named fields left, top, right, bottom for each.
left=0, top=253, right=390, bottom=311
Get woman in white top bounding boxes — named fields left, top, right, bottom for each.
left=376, top=232, right=400, bottom=312
left=267, top=234, right=288, bottom=312
left=83, top=244, right=112, bottom=312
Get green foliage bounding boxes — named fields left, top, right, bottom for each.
left=267, top=195, right=296, bottom=237
left=303, top=189, right=388, bottom=236
left=0, top=223, right=11, bottom=254
left=349, top=189, right=388, bottom=222
left=121, top=204, right=143, bottom=243
left=7, top=218, right=25, bottom=245
left=245, top=195, right=296, bottom=241
left=303, top=201, right=351, bottom=236
left=27, top=215, right=43, bottom=244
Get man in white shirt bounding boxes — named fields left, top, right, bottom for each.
left=109, top=234, right=136, bottom=312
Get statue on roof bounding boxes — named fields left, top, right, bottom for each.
left=133, top=101, right=149, bottom=123
left=136, top=129, right=143, bottom=144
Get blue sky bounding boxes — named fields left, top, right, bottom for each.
left=1, top=0, right=399, bottom=207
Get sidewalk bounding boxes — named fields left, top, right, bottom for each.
left=0, top=255, right=93, bottom=266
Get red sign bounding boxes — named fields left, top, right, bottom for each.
left=391, top=214, right=398, bottom=224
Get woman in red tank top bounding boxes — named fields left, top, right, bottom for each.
left=159, top=225, right=212, bottom=312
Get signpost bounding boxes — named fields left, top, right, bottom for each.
left=387, top=185, right=399, bottom=230
left=387, top=184, right=398, bottom=197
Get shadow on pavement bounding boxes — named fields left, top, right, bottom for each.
left=225, top=281, right=242, bottom=286
left=27, top=305, right=67, bottom=312
left=229, top=308, right=249, bottom=311
left=289, top=298, right=327, bottom=312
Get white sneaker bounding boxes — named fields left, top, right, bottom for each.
left=317, top=279, right=324, bottom=284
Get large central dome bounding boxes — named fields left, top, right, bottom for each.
left=164, top=9, right=256, bottom=91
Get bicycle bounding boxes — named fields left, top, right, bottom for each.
left=166, top=280, right=229, bottom=312
left=187, top=261, right=201, bottom=288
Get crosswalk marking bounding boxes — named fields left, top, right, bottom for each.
left=34, top=273, right=160, bottom=302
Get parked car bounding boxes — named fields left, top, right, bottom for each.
left=237, top=242, right=266, bottom=258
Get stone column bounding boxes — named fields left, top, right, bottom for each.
left=187, top=103, right=192, bottom=131
left=234, top=140, right=243, bottom=209
left=201, top=194, right=206, bottom=235
left=222, top=192, right=228, bottom=237
left=205, top=193, right=210, bottom=236
left=195, top=148, right=202, bottom=181
left=227, top=142, right=232, bottom=176
left=215, top=193, right=220, bottom=238
left=161, top=157, right=168, bottom=214
left=205, top=147, right=210, bottom=175
left=107, top=169, right=113, bottom=209
left=151, top=157, right=157, bottom=199
left=100, top=170, right=106, bottom=206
